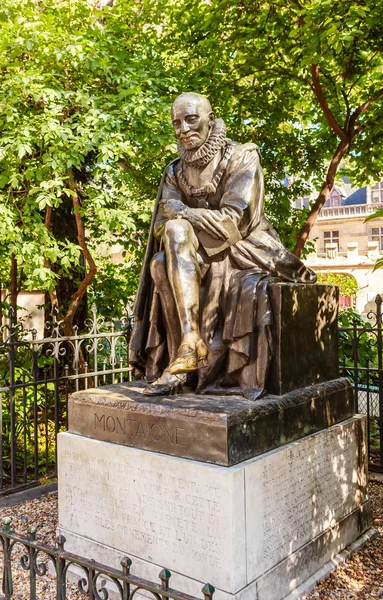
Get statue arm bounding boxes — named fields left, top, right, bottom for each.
left=154, top=146, right=262, bottom=242
left=153, top=165, right=229, bottom=241
left=153, top=166, right=186, bottom=240
left=217, top=144, right=263, bottom=231
left=183, top=145, right=263, bottom=240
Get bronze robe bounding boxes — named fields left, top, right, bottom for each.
left=130, top=142, right=316, bottom=399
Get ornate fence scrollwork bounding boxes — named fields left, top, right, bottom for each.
left=0, top=518, right=215, bottom=600
left=0, top=304, right=133, bottom=494
left=1, top=292, right=382, bottom=492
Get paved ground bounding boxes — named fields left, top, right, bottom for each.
left=305, top=479, right=383, bottom=599
left=0, top=480, right=382, bottom=599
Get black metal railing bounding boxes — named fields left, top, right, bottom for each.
left=0, top=517, right=215, bottom=600
left=1, top=293, right=383, bottom=496
left=0, top=305, right=133, bottom=494
left=339, top=294, right=383, bottom=472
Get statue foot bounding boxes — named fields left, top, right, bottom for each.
left=143, top=370, right=187, bottom=396
left=169, top=339, right=208, bottom=375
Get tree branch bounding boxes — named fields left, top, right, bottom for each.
left=293, top=137, right=350, bottom=257
left=295, top=82, right=383, bottom=256
left=347, top=51, right=379, bottom=97
left=43, top=206, right=59, bottom=310
left=63, top=173, right=97, bottom=333
left=231, top=67, right=311, bottom=88
left=10, top=254, right=17, bottom=319
left=289, top=0, right=304, bottom=26
left=311, top=64, right=348, bottom=141
left=352, top=86, right=383, bottom=121
left=347, top=85, right=383, bottom=140
left=341, top=88, right=351, bottom=129
left=44, top=205, right=52, bottom=230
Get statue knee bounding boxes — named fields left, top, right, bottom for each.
left=150, top=251, right=166, bottom=285
left=164, top=219, right=193, bottom=245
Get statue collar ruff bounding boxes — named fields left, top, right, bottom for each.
left=177, top=118, right=227, bottom=168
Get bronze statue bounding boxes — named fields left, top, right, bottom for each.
left=129, top=93, right=316, bottom=400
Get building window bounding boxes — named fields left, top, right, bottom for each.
left=371, top=182, right=383, bottom=204
left=324, top=188, right=342, bottom=208
left=371, top=227, right=383, bottom=250
left=324, top=231, right=339, bottom=252
left=339, top=295, right=352, bottom=309
left=295, top=196, right=310, bottom=209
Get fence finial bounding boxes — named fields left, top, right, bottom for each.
left=121, top=557, right=132, bottom=573
left=56, top=534, right=66, bottom=550
left=159, top=568, right=171, bottom=590
left=2, top=517, right=12, bottom=533
left=202, top=583, right=215, bottom=600
left=28, top=525, right=37, bottom=541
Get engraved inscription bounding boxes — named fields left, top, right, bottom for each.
left=93, top=412, right=188, bottom=448
left=260, top=422, right=359, bottom=566
left=62, top=448, right=226, bottom=574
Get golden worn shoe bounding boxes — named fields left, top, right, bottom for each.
left=143, top=370, right=186, bottom=396
left=169, top=340, right=208, bottom=375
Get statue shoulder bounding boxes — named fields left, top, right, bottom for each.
left=163, top=158, right=181, bottom=179
left=229, top=141, right=262, bottom=163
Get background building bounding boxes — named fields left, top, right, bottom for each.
left=301, top=179, right=383, bottom=314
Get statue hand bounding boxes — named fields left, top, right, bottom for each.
left=185, top=208, right=229, bottom=240
left=159, top=199, right=186, bottom=220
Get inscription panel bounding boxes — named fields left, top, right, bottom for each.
left=58, top=417, right=367, bottom=593
left=58, top=433, right=246, bottom=593
left=245, top=417, right=367, bottom=580
left=69, top=400, right=228, bottom=464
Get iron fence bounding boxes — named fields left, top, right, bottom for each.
left=0, top=305, right=133, bottom=495
left=339, top=294, right=383, bottom=472
left=0, top=517, right=215, bottom=600
left=0, top=293, right=383, bottom=497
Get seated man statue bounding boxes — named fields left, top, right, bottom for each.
left=129, top=92, right=316, bottom=400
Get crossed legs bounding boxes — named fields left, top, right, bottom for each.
left=144, top=219, right=207, bottom=395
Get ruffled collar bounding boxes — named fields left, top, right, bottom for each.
left=177, top=118, right=227, bottom=168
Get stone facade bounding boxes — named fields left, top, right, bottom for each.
left=299, top=182, right=383, bottom=314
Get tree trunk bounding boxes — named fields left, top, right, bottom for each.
left=46, top=195, right=88, bottom=331
left=62, top=172, right=97, bottom=336
left=0, top=279, right=2, bottom=341
left=293, top=138, right=350, bottom=258
left=10, top=254, right=18, bottom=321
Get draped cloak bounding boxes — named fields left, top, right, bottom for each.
left=129, top=142, right=317, bottom=400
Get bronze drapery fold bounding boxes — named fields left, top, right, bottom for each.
left=129, top=143, right=316, bottom=399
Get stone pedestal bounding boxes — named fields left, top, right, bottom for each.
left=68, top=378, right=354, bottom=466
left=268, top=284, right=339, bottom=394
left=58, top=283, right=371, bottom=599
left=58, top=415, right=371, bottom=600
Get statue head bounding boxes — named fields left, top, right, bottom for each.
left=171, top=92, right=215, bottom=151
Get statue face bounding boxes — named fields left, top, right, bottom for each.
left=172, top=98, right=215, bottom=151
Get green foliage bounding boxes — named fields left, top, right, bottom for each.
left=0, top=341, right=58, bottom=480
left=157, top=0, right=383, bottom=249
left=0, top=0, right=176, bottom=310
left=316, top=273, right=358, bottom=298
left=162, top=0, right=383, bottom=177
left=87, top=257, right=139, bottom=320
left=370, top=419, right=380, bottom=452
left=1, top=0, right=383, bottom=312
left=338, top=309, right=378, bottom=378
